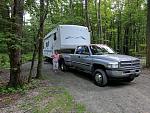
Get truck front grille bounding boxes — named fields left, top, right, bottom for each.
left=120, top=60, right=140, bottom=70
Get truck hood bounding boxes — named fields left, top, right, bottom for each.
left=92, top=54, right=139, bottom=62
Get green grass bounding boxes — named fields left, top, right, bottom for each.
left=0, top=79, right=87, bottom=113
left=0, top=52, right=35, bottom=69
left=19, top=86, right=87, bottom=113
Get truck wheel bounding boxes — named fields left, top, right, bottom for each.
left=93, top=69, right=108, bottom=87
left=60, top=61, right=68, bottom=71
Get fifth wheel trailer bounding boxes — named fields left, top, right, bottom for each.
left=43, top=25, right=90, bottom=58
left=43, top=25, right=141, bottom=87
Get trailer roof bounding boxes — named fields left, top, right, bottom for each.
left=44, top=25, right=88, bottom=39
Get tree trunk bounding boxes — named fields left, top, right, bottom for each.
left=97, top=0, right=103, bottom=43
left=36, top=0, right=48, bottom=78
left=29, top=17, right=47, bottom=82
left=28, top=20, right=46, bottom=82
left=85, top=0, right=90, bottom=30
left=36, top=0, right=44, bottom=79
left=123, top=26, right=129, bottom=55
left=103, top=0, right=107, bottom=44
left=146, top=0, right=150, bottom=67
left=28, top=37, right=38, bottom=82
left=117, top=20, right=121, bottom=52
left=69, top=0, right=73, bottom=15
left=8, top=0, right=24, bottom=87
left=117, top=0, right=122, bottom=53
left=81, top=0, right=84, bottom=22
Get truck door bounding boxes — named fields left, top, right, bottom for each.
left=71, top=46, right=82, bottom=68
left=78, top=46, right=91, bottom=72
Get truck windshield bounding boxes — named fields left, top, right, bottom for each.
left=90, top=45, right=115, bottom=55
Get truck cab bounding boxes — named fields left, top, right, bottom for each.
left=61, top=44, right=141, bottom=86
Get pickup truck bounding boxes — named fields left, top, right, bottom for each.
left=59, top=44, right=141, bottom=86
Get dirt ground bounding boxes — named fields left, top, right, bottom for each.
left=1, top=62, right=150, bottom=113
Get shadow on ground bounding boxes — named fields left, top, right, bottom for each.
left=64, top=68, right=134, bottom=88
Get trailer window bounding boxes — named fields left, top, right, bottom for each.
left=54, top=33, right=56, bottom=40
left=46, top=41, right=49, bottom=47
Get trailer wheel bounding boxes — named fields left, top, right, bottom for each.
left=93, top=69, right=108, bottom=87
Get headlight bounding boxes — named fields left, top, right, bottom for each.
left=107, top=63, right=119, bottom=68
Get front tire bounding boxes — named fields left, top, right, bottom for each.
left=93, top=69, right=108, bottom=87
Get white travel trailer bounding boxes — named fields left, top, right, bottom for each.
left=43, top=25, right=90, bottom=58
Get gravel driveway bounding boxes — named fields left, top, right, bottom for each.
left=23, top=62, right=150, bottom=113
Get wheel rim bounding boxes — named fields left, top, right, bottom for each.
left=95, top=73, right=102, bottom=84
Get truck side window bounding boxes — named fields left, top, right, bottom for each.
left=81, top=46, right=90, bottom=55
left=90, top=45, right=103, bottom=55
left=76, top=46, right=82, bottom=54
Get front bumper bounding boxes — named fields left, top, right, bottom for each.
left=106, top=69, right=141, bottom=78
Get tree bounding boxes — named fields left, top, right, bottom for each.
left=69, top=0, right=73, bottom=15
left=146, top=0, right=150, bottom=67
left=97, top=0, right=103, bottom=43
left=85, top=0, right=90, bottom=29
left=21, top=0, right=147, bottom=70
left=8, top=0, right=24, bottom=87
left=36, top=0, right=48, bottom=78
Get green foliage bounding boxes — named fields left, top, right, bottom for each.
left=0, top=79, right=87, bottom=112
left=0, top=79, right=40, bottom=95
left=18, top=86, right=87, bottom=113
left=0, top=85, right=26, bottom=94
left=0, top=53, right=9, bottom=69
left=0, top=0, right=147, bottom=57
left=34, top=0, right=146, bottom=56
left=21, top=52, right=37, bottom=63
left=0, top=33, right=7, bottom=53
left=0, top=53, right=36, bottom=69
